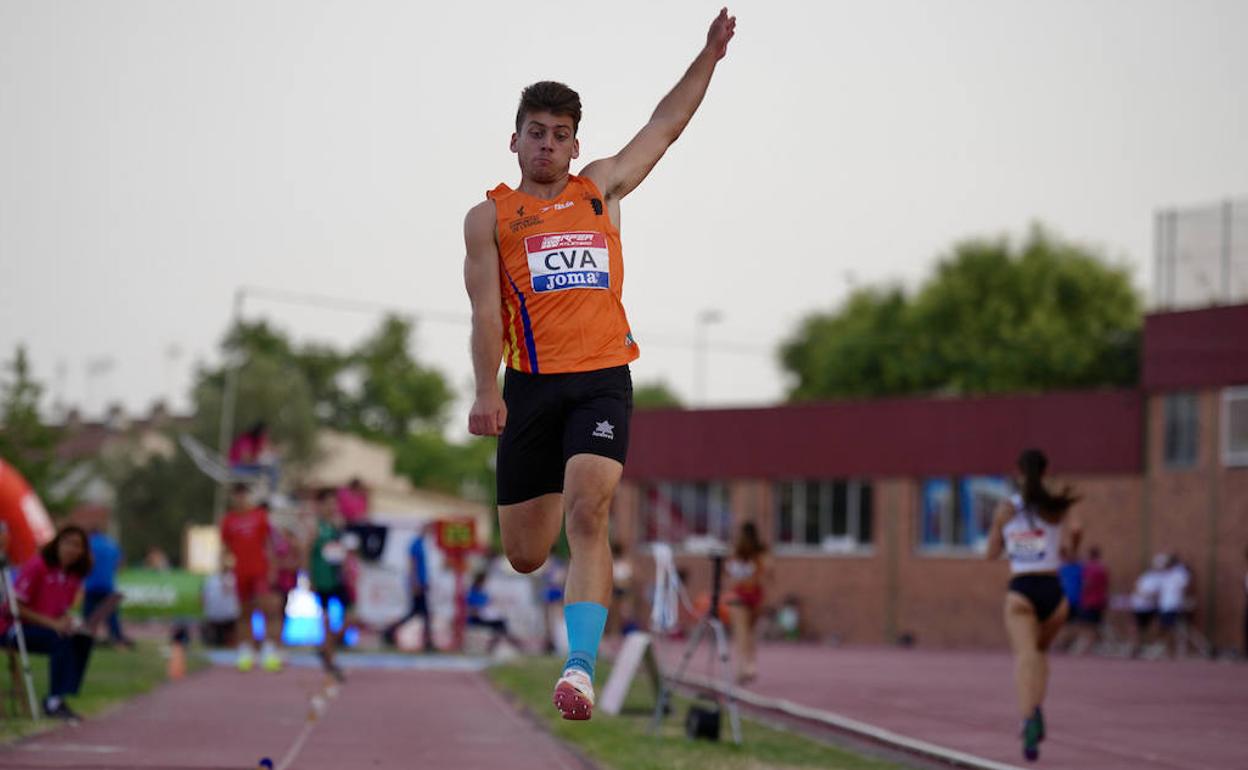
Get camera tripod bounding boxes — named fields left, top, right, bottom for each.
left=650, top=551, right=741, bottom=744
left=1, top=557, right=39, bottom=720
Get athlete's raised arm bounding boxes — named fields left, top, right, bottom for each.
left=582, top=7, right=736, bottom=201
left=463, top=200, right=507, bottom=436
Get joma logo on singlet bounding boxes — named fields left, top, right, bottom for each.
left=525, top=231, right=610, bottom=294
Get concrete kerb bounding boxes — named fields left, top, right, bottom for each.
left=671, top=671, right=1026, bottom=770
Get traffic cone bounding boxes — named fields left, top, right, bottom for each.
left=168, top=623, right=190, bottom=681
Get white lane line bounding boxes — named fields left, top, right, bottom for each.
left=274, top=686, right=334, bottom=770
left=275, top=718, right=319, bottom=770
left=673, top=671, right=1026, bottom=770
left=470, top=671, right=580, bottom=770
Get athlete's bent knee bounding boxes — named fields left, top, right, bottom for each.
left=505, top=549, right=548, bottom=574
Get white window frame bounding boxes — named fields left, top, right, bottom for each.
left=1222, top=386, right=1248, bottom=467
left=1162, top=391, right=1200, bottom=469
left=917, top=475, right=1011, bottom=557
left=773, top=479, right=874, bottom=556
left=638, top=480, right=731, bottom=548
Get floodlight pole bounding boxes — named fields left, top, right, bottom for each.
left=693, top=309, right=723, bottom=406
left=212, top=288, right=245, bottom=524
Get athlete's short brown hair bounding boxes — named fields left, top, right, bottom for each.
left=515, top=81, right=582, bottom=135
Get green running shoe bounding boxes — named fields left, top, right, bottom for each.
left=1022, top=715, right=1042, bottom=762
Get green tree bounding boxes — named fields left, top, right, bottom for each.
left=633, top=380, right=685, bottom=409
left=346, top=315, right=454, bottom=441
left=0, top=346, right=74, bottom=514
left=192, top=353, right=320, bottom=468
left=224, top=320, right=351, bottom=430
left=781, top=227, right=1142, bottom=399
left=392, top=431, right=494, bottom=502
left=111, top=451, right=214, bottom=565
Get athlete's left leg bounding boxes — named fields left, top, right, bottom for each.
left=552, top=453, right=622, bottom=720
left=563, top=454, right=622, bottom=606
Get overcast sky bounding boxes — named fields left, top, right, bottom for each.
left=2, top=0, right=1245, bottom=429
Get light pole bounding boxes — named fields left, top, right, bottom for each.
left=212, top=289, right=245, bottom=523
left=693, top=309, right=723, bottom=406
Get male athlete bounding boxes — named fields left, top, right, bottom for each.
left=464, top=8, right=736, bottom=721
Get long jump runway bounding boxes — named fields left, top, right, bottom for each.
left=0, top=663, right=587, bottom=770
left=667, top=643, right=1247, bottom=770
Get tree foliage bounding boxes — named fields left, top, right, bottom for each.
left=112, top=452, right=214, bottom=565
left=346, top=316, right=454, bottom=441
left=0, top=346, right=74, bottom=515
left=392, top=432, right=494, bottom=503
left=633, top=380, right=685, bottom=409
left=780, top=228, right=1142, bottom=400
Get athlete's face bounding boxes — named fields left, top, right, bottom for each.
left=511, top=111, right=579, bottom=184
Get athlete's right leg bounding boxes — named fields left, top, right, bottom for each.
left=496, top=366, right=566, bottom=574
left=499, top=494, right=564, bottom=574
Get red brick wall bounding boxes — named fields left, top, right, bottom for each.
left=616, top=474, right=1146, bottom=649
left=609, top=371, right=1248, bottom=651
left=1145, top=389, right=1248, bottom=650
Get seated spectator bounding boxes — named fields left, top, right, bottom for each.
left=1, top=525, right=96, bottom=721
left=83, top=521, right=133, bottom=649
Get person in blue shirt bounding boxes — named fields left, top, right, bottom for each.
left=1057, top=547, right=1084, bottom=621
left=83, top=522, right=132, bottom=648
left=383, top=526, right=434, bottom=652
left=467, top=571, right=522, bottom=655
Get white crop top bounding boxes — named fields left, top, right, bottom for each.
left=1001, top=494, right=1063, bottom=574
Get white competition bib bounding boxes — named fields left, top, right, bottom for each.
left=524, top=231, right=610, bottom=293
left=1006, top=527, right=1048, bottom=563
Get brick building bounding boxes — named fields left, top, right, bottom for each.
left=612, top=303, right=1248, bottom=650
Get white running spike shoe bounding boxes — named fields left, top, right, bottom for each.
left=552, top=667, right=595, bottom=721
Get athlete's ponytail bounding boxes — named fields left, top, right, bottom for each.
left=1017, top=448, right=1078, bottom=522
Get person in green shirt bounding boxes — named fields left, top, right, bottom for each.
left=309, top=487, right=353, bottom=681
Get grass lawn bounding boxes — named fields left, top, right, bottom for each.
left=2, top=640, right=201, bottom=742
left=489, top=657, right=904, bottom=770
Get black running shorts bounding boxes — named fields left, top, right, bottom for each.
left=1008, top=574, right=1065, bottom=623
left=496, top=365, right=633, bottom=506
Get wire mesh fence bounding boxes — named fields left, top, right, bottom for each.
left=1154, top=198, right=1248, bottom=310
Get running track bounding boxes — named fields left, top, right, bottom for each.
left=666, top=642, right=1248, bottom=770
left=5, top=647, right=1244, bottom=769
left=0, top=664, right=587, bottom=770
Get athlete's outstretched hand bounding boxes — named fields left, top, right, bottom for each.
left=706, top=7, right=736, bottom=61
left=468, top=391, right=507, bottom=437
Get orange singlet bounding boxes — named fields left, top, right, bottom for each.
left=487, top=175, right=640, bottom=374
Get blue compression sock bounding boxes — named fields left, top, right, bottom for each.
left=563, top=602, right=608, bottom=679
